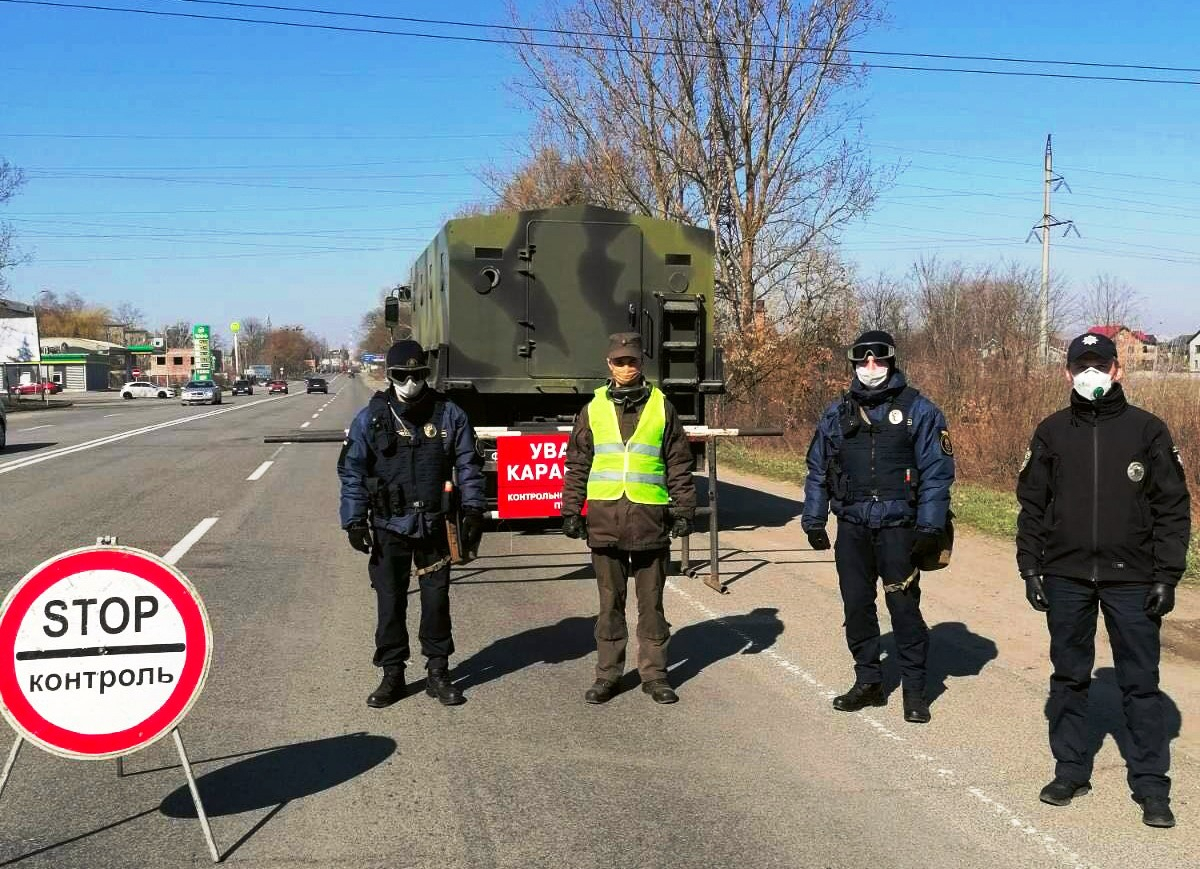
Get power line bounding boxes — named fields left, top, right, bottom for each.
left=5, top=0, right=1200, bottom=85
left=181, top=1, right=1200, bottom=75
left=0, top=130, right=521, bottom=140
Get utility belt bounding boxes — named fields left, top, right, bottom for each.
left=365, top=478, right=444, bottom=521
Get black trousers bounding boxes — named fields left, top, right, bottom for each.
left=367, top=527, right=454, bottom=671
left=1043, top=576, right=1169, bottom=799
left=834, top=520, right=928, bottom=692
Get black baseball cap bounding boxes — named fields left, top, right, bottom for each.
left=1066, top=332, right=1118, bottom=365
left=385, top=339, right=430, bottom=379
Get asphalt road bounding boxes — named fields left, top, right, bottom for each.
left=0, top=375, right=1194, bottom=868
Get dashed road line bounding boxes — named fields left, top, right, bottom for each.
left=15, top=424, right=54, bottom=433
left=163, top=517, right=218, bottom=566
left=246, top=461, right=274, bottom=481
left=665, top=579, right=1098, bottom=869
left=311, top=413, right=320, bottom=419
left=300, top=421, right=311, bottom=428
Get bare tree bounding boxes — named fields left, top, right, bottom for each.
left=509, top=0, right=884, bottom=337
left=857, top=273, right=911, bottom=344
left=0, top=159, right=26, bottom=292
left=1080, top=273, right=1141, bottom=330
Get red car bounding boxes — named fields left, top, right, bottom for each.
left=267, top=379, right=289, bottom=394
left=15, top=381, right=62, bottom=395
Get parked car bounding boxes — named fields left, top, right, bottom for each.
left=15, top=381, right=63, bottom=395
left=305, top=376, right=328, bottom=394
left=180, top=380, right=222, bottom=405
left=121, top=380, right=173, bottom=399
left=267, top=379, right=289, bottom=394
left=232, top=378, right=254, bottom=396
left=0, top=400, right=6, bottom=451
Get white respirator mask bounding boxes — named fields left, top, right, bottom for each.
left=392, top=377, right=426, bottom=400
left=855, top=365, right=889, bottom=389
left=1072, top=367, right=1113, bottom=401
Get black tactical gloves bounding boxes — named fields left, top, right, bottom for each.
left=806, top=529, right=831, bottom=551
left=562, top=514, right=587, bottom=540
left=346, top=523, right=372, bottom=554
left=1144, top=582, right=1176, bottom=617
left=670, top=516, right=693, bottom=538
left=910, top=529, right=943, bottom=563
left=461, top=508, right=484, bottom=552
left=1022, top=569, right=1049, bottom=612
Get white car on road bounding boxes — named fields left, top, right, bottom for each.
left=180, top=380, right=223, bottom=406
left=121, top=380, right=174, bottom=399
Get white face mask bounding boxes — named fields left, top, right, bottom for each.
left=1072, top=367, right=1113, bottom=401
left=855, top=364, right=889, bottom=389
left=392, top=377, right=426, bottom=400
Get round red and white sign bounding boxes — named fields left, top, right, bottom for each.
left=0, top=546, right=212, bottom=760
left=131, top=367, right=142, bottom=377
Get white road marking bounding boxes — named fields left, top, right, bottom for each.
left=162, top=517, right=219, bottom=566
left=0, top=394, right=292, bottom=476
left=16, top=424, right=53, bottom=432
left=665, top=580, right=1098, bottom=869
left=268, top=444, right=287, bottom=460
left=246, top=461, right=274, bottom=481
left=103, top=413, right=123, bottom=418
left=311, top=413, right=320, bottom=419
left=300, top=421, right=311, bottom=428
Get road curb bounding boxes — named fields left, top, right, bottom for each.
left=2, top=400, right=75, bottom=413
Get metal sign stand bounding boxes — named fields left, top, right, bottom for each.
left=0, top=728, right=221, bottom=862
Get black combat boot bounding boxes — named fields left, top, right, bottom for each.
left=902, top=690, right=931, bottom=724
left=1138, top=795, right=1175, bottom=828
left=366, top=666, right=406, bottom=708
left=1038, top=778, right=1091, bottom=806
left=585, top=679, right=618, bottom=704
left=425, top=669, right=465, bottom=706
left=832, top=682, right=886, bottom=712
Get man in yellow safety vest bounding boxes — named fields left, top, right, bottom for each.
left=560, top=332, right=697, bottom=704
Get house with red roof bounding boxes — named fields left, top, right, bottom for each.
left=1086, top=325, right=1158, bottom=369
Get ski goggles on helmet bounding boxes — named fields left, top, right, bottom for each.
left=847, top=341, right=896, bottom=363
left=387, top=365, right=430, bottom=382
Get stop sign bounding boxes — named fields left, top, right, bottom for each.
left=132, top=367, right=142, bottom=377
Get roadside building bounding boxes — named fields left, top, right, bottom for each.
left=1086, top=324, right=1159, bottom=369
left=145, top=347, right=225, bottom=388
left=37, top=337, right=134, bottom=391
left=1188, top=329, right=1200, bottom=373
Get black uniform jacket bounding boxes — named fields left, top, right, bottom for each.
left=560, top=382, right=697, bottom=552
left=1016, top=384, right=1190, bottom=586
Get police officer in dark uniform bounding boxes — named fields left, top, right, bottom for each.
left=1017, top=332, right=1190, bottom=828
left=338, top=340, right=485, bottom=708
left=802, top=330, right=955, bottom=724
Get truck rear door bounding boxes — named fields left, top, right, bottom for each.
left=524, top=220, right=643, bottom=379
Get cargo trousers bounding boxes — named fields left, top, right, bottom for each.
left=368, top=527, right=454, bottom=672
left=591, top=546, right=670, bottom=683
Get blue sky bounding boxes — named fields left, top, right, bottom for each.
left=1, top=0, right=1198, bottom=351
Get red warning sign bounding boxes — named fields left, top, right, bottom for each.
left=0, top=547, right=212, bottom=759
left=495, top=433, right=570, bottom=519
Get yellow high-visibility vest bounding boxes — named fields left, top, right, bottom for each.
left=586, top=384, right=669, bottom=505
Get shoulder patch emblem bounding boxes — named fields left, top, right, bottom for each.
left=939, top=430, right=954, bottom=456
left=423, top=422, right=437, bottom=438
left=1020, top=448, right=1031, bottom=473
left=1127, top=461, right=1145, bottom=483
left=1173, top=446, right=1184, bottom=469
left=888, top=408, right=904, bottom=425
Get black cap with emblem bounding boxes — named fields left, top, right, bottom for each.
left=386, top=339, right=430, bottom=380
left=1066, top=332, right=1118, bottom=365
left=606, top=332, right=643, bottom=361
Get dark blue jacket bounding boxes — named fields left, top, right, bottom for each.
left=338, top=388, right=485, bottom=537
left=802, top=370, right=954, bottom=532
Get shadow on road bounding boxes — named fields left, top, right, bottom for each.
left=880, top=620, right=998, bottom=703
left=451, top=615, right=597, bottom=691
left=695, top=476, right=802, bottom=531
left=0, top=441, right=57, bottom=455
left=159, top=731, right=396, bottom=860
left=1083, top=666, right=1182, bottom=778
left=664, top=607, right=786, bottom=689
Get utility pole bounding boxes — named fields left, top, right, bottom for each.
left=1028, top=134, right=1079, bottom=362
